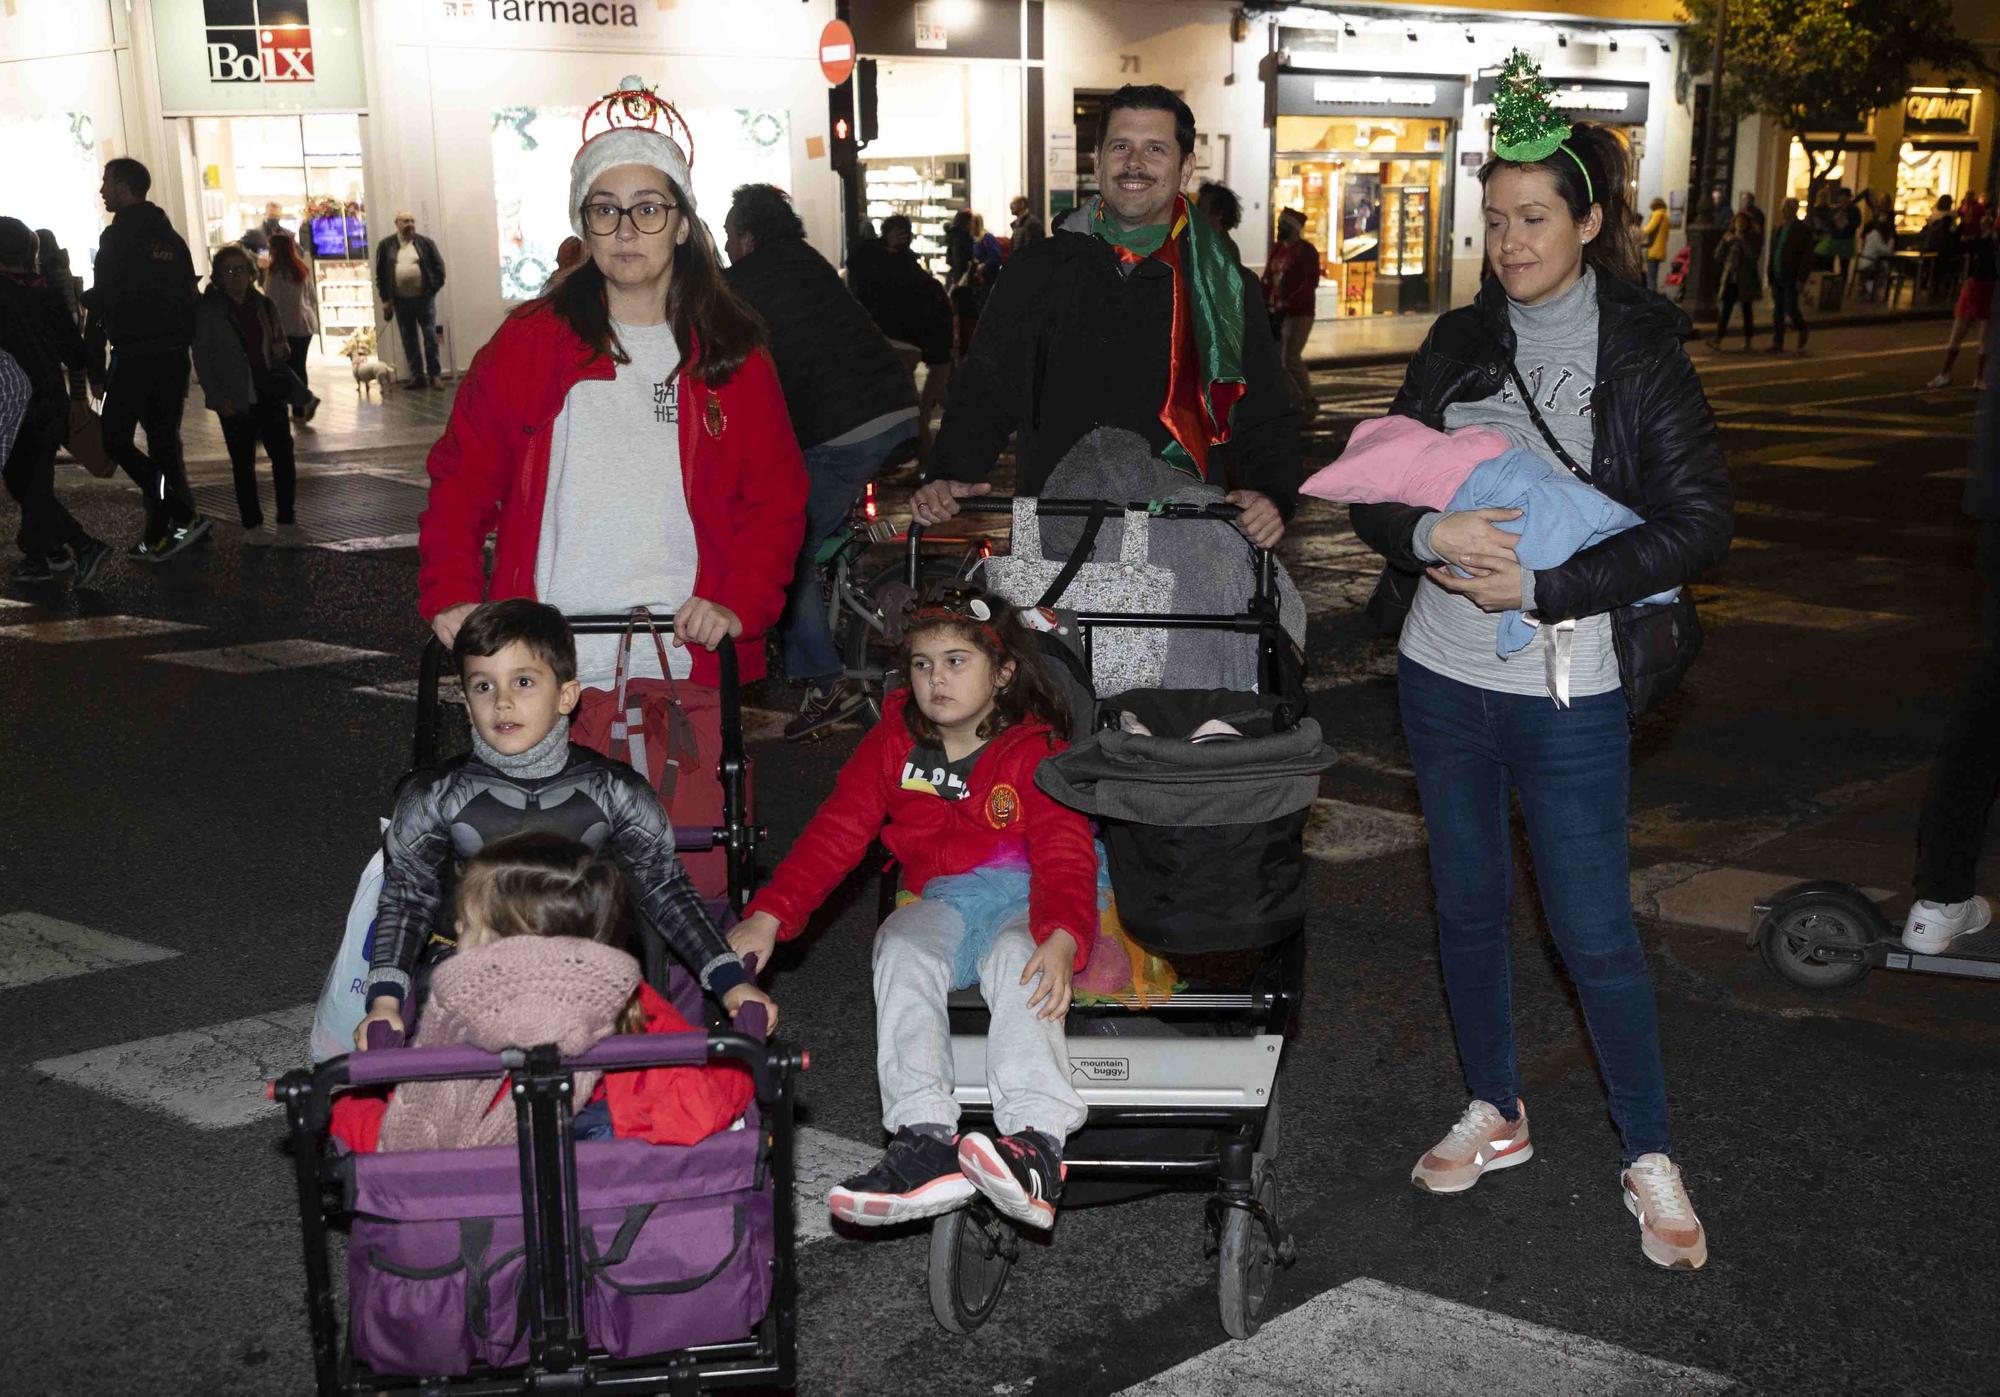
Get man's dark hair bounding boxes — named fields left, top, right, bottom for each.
left=880, top=213, right=912, bottom=238
left=1101, top=84, right=1197, bottom=161
left=728, top=183, right=806, bottom=246
left=1195, top=181, right=1241, bottom=232
left=104, top=157, right=152, bottom=199
left=0, top=217, right=36, bottom=269
left=453, top=598, right=578, bottom=685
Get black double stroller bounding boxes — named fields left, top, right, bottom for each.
left=907, top=497, right=1333, bottom=1339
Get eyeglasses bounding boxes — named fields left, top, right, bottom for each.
left=582, top=200, right=678, bottom=236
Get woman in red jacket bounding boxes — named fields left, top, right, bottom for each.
left=729, top=589, right=1098, bottom=1233
left=417, top=79, right=806, bottom=894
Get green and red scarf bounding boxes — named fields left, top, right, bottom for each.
left=1090, top=193, right=1246, bottom=481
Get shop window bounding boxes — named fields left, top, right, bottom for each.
left=489, top=105, right=792, bottom=300
left=2, top=112, right=102, bottom=288
left=862, top=157, right=969, bottom=278
left=1274, top=116, right=1447, bottom=316
left=1895, top=143, right=1972, bottom=234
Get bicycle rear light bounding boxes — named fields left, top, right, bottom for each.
left=863, top=480, right=879, bottom=522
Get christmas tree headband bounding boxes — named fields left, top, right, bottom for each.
left=1490, top=50, right=1594, bottom=204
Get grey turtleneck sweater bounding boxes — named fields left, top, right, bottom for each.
left=471, top=714, right=572, bottom=778
left=1399, top=267, right=1621, bottom=700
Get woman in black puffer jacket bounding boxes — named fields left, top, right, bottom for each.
left=1349, top=110, right=1731, bottom=1272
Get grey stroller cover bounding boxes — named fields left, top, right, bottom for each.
left=1036, top=689, right=1333, bottom=953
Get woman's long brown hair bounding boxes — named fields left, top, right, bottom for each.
left=532, top=175, right=764, bottom=386
left=269, top=231, right=310, bottom=284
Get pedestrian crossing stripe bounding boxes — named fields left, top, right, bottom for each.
left=1109, top=1277, right=1731, bottom=1395
left=0, top=912, right=181, bottom=990
left=793, top=1126, right=883, bottom=1244
left=315, top=533, right=421, bottom=553
left=1691, top=584, right=1907, bottom=631
left=0, top=597, right=32, bottom=608
left=0, top=615, right=203, bottom=642
left=1304, top=798, right=1426, bottom=865
left=34, top=1002, right=315, bottom=1130
left=149, top=640, right=391, bottom=673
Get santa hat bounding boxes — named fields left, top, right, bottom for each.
left=568, top=76, right=696, bottom=238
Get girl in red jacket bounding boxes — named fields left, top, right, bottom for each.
left=331, top=833, right=753, bottom=1154
left=730, top=589, right=1098, bottom=1231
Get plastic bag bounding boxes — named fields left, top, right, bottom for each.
left=310, top=829, right=389, bottom=1063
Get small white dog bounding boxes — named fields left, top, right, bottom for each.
left=339, top=328, right=397, bottom=400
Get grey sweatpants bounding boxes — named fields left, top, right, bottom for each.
left=872, top=898, right=1088, bottom=1144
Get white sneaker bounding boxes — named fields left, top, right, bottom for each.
left=1902, top=896, right=1991, bottom=953
left=1926, top=372, right=1953, bottom=389
left=1622, top=1154, right=1708, bottom=1270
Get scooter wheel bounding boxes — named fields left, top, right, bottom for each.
left=1758, top=893, right=1873, bottom=990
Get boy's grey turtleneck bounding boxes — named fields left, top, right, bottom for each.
left=471, top=714, right=573, bottom=778
left=1400, top=266, right=1621, bottom=701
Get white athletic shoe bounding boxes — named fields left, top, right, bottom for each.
left=1902, top=896, right=1992, bottom=953
left=1926, top=372, right=1954, bottom=389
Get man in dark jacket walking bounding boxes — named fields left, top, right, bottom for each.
left=911, top=85, right=1300, bottom=547
left=0, top=218, right=111, bottom=584
left=373, top=211, right=447, bottom=388
left=849, top=214, right=955, bottom=457
left=1767, top=197, right=1813, bottom=353
left=723, top=184, right=921, bottom=737
left=91, top=158, right=210, bottom=561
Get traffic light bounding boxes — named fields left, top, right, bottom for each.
left=857, top=57, right=878, bottom=147
left=829, top=79, right=857, bottom=176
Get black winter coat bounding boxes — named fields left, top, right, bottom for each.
left=926, top=221, right=1303, bottom=510
left=847, top=242, right=953, bottom=364
left=1350, top=270, right=1733, bottom=715
left=725, top=236, right=917, bottom=449
left=93, top=202, right=197, bottom=357
left=0, top=272, right=82, bottom=435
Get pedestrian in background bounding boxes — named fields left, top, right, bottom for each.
left=0, top=216, right=111, bottom=584
left=1195, top=180, right=1244, bottom=263
left=1009, top=195, right=1044, bottom=251
left=1705, top=211, right=1761, bottom=351
left=1262, top=206, right=1320, bottom=422
left=374, top=210, right=447, bottom=389
left=264, top=230, right=322, bottom=422
left=33, top=229, right=81, bottom=329
left=1767, top=196, right=1813, bottom=352
left=1641, top=197, right=1669, bottom=294
left=417, top=79, right=805, bottom=898
left=191, top=243, right=302, bottom=546
left=1904, top=363, right=2000, bottom=952
left=91, top=157, right=210, bottom=562
left=722, top=182, right=919, bottom=738
left=944, top=209, right=975, bottom=291
left=1827, top=188, right=1862, bottom=283
left=1927, top=212, right=1996, bottom=390
left=1348, top=72, right=1730, bottom=1268
left=1854, top=217, right=1896, bottom=300
left=1737, top=189, right=1766, bottom=244
left=849, top=213, right=954, bottom=459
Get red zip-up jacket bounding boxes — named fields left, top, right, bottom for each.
left=744, top=691, right=1099, bottom=969
left=416, top=301, right=806, bottom=685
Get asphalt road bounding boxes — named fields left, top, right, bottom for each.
left=2, top=317, right=1995, bottom=1396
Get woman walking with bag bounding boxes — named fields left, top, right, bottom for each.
left=418, top=76, right=805, bottom=898
left=264, top=231, right=321, bottom=422
left=1350, top=52, right=1732, bottom=1269
left=191, top=243, right=304, bottom=544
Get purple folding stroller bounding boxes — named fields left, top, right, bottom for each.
left=273, top=994, right=804, bottom=1394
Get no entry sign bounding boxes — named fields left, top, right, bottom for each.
left=820, top=20, right=857, bottom=87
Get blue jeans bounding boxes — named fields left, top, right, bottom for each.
left=1770, top=278, right=1806, bottom=347
left=1397, top=656, right=1670, bottom=1164
left=783, top=417, right=919, bottom=683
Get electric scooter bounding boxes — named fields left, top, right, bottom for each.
left=1751, top=880, right=2000, bottom=990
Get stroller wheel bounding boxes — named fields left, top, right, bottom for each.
left=928, top=1204, right=1017, bottom=1334
left=1216, top=1160, right=1283, bottom=1340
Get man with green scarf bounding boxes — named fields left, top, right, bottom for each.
left=912, top=85, right=1300, bottom=547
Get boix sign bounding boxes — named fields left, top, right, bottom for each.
left=204, top=0, right=316, bottom=84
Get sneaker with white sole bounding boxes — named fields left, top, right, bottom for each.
left=957, top=1129, right=1065, bottom=1230
left=1411, top=1099, right=1533, bottom=1193
left=1622, top=1153, right=1708, bottom=1270
left=827, top=1126, right=975, bottom=1227
left=1902, top=896, right=1992, bottom=953
left=1927, top=372, right=1954, bottom=389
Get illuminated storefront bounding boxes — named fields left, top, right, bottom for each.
left=1268, top=72, right=1462, bottom=317
left=1895, top=88, right=1983, bottom=231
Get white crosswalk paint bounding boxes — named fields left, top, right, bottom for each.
left=316, top=532, right=421, bottom=552
left=0, top=615, right=202, bottom=642
left=353, top=675, right=463, bottom=704
left=1112, top=1276, right=1731, bottom=1396
left=1304, top=799, right=1426, bottom=865
left=149, top=639, right=390, bottom=673
left=0, top=597, right=33, bottom=608
left=34, top=1002, right=314, bottom=1129
left=0, top=912, right=181, bottom=989
left=792, top=1124, right=883, bottom=1244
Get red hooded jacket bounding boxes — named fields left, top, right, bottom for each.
left=415, top=301, right=806, bottom=685
left=744, top=691, right=1099, bottom=969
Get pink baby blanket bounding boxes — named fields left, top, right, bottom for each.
left=1301, top=416, right=1510, bottom=510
